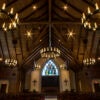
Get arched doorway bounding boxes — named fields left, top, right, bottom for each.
left=41, top=59, right=60, bottom=94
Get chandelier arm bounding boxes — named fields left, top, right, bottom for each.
left=0, top=3, right=19, bottom=31
left=81, top=2, right=100, bottom=31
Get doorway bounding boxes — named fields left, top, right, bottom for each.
left=42, top=76, right=59, bottom=93
left=94, top=83, right=100, bottom=92
left=0, top=80, right=9, bottom=93
left=0, top=84, right=7, bottom=93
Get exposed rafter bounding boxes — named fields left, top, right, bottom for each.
left=0, top=0, right=99, bottom=71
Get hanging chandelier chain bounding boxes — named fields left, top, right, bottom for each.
left=40, top=0, right=60, bottom=59
left=49, top=24, right=51, bottom=47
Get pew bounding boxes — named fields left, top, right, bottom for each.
left=57, top=91, right=100, bottom=100
left=0, top=92, right=45, bottom=100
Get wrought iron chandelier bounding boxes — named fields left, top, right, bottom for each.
left=0, top=3, right=19, bottom=31
left=83, top=58, right=95, bottom=66
left=5, top=58, right=17, bottom=67
left=81, top=2, right=100, bottom=31
left=40, top=25, right=60, bottom=58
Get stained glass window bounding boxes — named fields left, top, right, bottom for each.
left=42, top=60, right=59, bottom=76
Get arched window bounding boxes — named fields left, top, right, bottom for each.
left=42, top=60, right=59, bottom=76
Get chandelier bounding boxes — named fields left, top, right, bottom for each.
left=5, top=58, right=17, bottom=67
left=81, top=2, right=100, bottom=31
left=83, top=58, right=96, bottom=66
left=40, top=47, right=60, bottom=58
left=60, top=64, right=66, bottom=69
left=40, top=25, right=60, bottom=58
left=0, top=3, right=19, bottom=31
left=34, top=64, right=40, bottom=70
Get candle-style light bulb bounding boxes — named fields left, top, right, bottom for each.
left=9, top=23, right=12, bottom=29
left=13, top=21, right=17, bottom=28
left=2, top=22, right=5, bottom=28
left=82, top=13, right=86, bottom=19
left=94, top=22, right=97, bottom=29
left=81, top=18, right=84, bottom=24
left=95, top=3, right=99, bottom=10
left=88, top=23, right=91, bottom=29
left=2, top=3, right=6, bottom=10
left=15, top=13, right=18, bottom=20
left=87, top=7, right=91, bottom=14
left=10, top=8, right=14, bottom=14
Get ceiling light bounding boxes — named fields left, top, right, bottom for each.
left=34, top=64, right=40, bottom=70
left=67, top=29, right=75, bottom=38
left=33, top=5, right=37, bottom=10
left=0, top=3, right=19, bottom=31
left=40, top=47, right=60, bottom=58
left=40, top=39, right=42, bottom=42
left=81, top=2, right=100, bottom=31
left=40, top=25, right=60, bottom=58
left=60, top=64, right=66, bottom=69
left=98, top=57, right=100, bottom=61
left=63, top=5, right=68, bottom=10
left=83, top=58, right=96, bottom=66
left=0, top=58, right=3, bottom=61
left=25, top=30, right=32, bottom=38
left=5, top=58, right=17, bottom=67
left=58, top=40, right=61, bottom=42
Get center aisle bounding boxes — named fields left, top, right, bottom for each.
left=45, top=96, right=57, bottom=100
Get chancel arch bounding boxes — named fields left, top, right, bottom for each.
left=41, top=59, right=60, bottom=93
left=29, top=58, right=74, bottom=93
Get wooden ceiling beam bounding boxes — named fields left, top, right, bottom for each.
left=20, top=20, right=81, bottom=25
left=53, top=10, right=72, bottom=21
left=52, top=25, right=69, bottom=48
left=82, top=0, right=95, bottom=8
left=82, top=30, right=89, bottom=62
left=54, top=36, right=80, bottom=65
left=49, top=0, right=52, bottom=22
left=52, top=11, right=64, bottom=21
left=18, top=0, right=46, bottom=14
left=63, top=0, right=83, bottom=14
left=54, top=3, right=76, bottom=20
left=33, top=33, right=48, bottom=50
left=89, top=31, right=96, bottom=57
left=22, top=38, right=48, bottom=66
left=52, top=36, right=74, bottom=60
left=95, top=40, right=100, bottom=58
left=21, top=26, right=48, bottom=63
left=6, top=0, right=18, bottom=7
left=33, top=25, right=48, bottom=45
left=27, top=9, right=48, bottom=21
left=17, top=1, right=34, bottom=13
left=10, top=30, right=18, bottom=64
left=4, top=31, right=11, bottom=59
left=23, top=2, right=47, bottom=20
left=0, top=40, right=5, bottom=59
left=53, top=39, right=79, bottom=71
left=76, top=26, right=83, bottom=59
left=17, top=26, right=24, bottom=60
left=23, top=48, right=40, bottom=66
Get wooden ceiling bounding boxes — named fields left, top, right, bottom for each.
left=0, top=0, right=100, bottom=71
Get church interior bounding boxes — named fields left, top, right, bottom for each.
left=0, top=0, right=100, bottom=100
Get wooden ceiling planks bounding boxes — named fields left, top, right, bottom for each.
left=0, top=0, right=100, bottom=71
